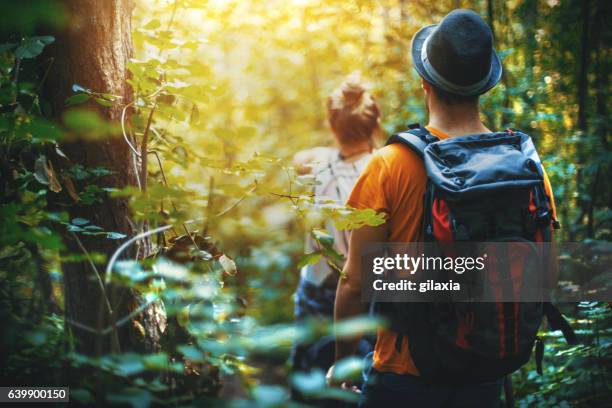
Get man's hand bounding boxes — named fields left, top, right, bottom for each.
left=325, top=365, right=361, bottom=393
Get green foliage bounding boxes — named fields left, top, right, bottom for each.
left=14, top=36, right=55, bottom=59
left=513, top=302, right=612, bottom=407
left=63, top=109, right=119, bottom=139
left=0, top=0, right=610, bottom=407
left=3, top=314, right=65, bottom=385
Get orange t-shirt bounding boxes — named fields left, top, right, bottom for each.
left=346, top=126, right=557, bottom=376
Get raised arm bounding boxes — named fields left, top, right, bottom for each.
left=293, top=147, right=332, bottom=175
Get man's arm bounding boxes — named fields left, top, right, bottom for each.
left=334, top=223, right=388, bottom=362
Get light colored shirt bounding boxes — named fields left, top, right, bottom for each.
left=301, top=148, right=373, bottom=286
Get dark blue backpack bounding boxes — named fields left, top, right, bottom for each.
left=377, top=124, right=576, bottom=384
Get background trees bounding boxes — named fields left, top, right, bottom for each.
left=0, top=0, right=610, bottom=406
left=42, top=0, right=165, bottom=357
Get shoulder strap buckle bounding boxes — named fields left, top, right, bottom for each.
left=386, top=124, right=438, bottom=159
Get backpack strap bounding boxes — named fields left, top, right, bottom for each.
left=386, top=123, right=438, bottom=159
left=503, top=375, right=515, bottom=408
left=507, top=128, right=545, bottom=178
left=509, top=128, right=561, bottom=230
left=543, top=302, right=578, bottom=345
left=535, top=303, right=577, bottom=376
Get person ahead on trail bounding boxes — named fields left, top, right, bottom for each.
left=291, top=73, right=379, bottom=399
left=331, top=9, right=565, bottom=408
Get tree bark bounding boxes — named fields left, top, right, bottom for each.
left=487, top=0, right=495, bottom=40
left=44, top=0, right=164, bottom=356
left=577, top=0, right=591, bottom=132
left=584, top=0, right=610, bottom=237
left=571, top=0, right=593, bottom=240
left=594, top=0, right=611, bottom=215
left=523, top=0, right=538, bottom=110
left=593, top=0, right=609, bottom=150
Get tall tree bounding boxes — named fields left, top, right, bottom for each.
left=574, top=0, right=594, bottom=238
left=585, top=0, right=610, bottom=237
left=577, top=0, right=591, bottom=132
left=522, top=0, right=538, bottom=110
left=44, top=0, right=164, bottom=356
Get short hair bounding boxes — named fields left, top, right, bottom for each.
left=327, top=72, right=380, bottom=144
left=430, top=83, right=479, bottom=106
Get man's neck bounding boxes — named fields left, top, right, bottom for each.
left=427, top=103, right=491, bottom=137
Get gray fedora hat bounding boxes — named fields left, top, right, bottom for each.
left=411, top=9, right=502, bottom=96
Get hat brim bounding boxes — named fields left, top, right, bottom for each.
left=411, top=24, right=503, bottom=96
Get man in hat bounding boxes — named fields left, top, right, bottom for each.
left=330, top=9, right=556, bottom=407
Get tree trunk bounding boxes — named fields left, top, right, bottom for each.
left=594, top=0, right=609, bottom=150
left=571, top=0, right=593, bottom=239
left=584, top=0, right=610, bottom=237
left=44, top=0, right=164, bottom=356
left=577, top=0, right=591, bottom=132
left=487, top=0, right=495, bottom=40
left=594, top=0, right=611, bottom=215
left=523, top=0, right=538, bottom=110
left=488, top=0, right=513, bottom=129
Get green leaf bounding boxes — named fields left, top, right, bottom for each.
left=107, top=388, right=152, bottom=408
left=143, top=353, right=169, bottom=370
left=66, top=93, right=90, bottom=106
left=334, top=208, right=386, bottom=230
left=99, top=92, right=118, bottom=100
left=25, top=330, right=47, bottom=346
left=0, top=242, right=25, bottom=260
left=71, top=389, right=94, bottom=404
left=252, top=385, right=289, bottom=405
left=332, top=357, right=364, bottom=381
left=144, top=19, right=161, bottom=30
left=311, top=228, right=334, bottom=247
left=321, top=246, right=344, bottom=262
left=113, top=353, right=145, bottom=376
left=178, top=345, right=204, bottom=361
left=290, top=369, right=326, bottom=395
left=66, top=224, right=84, bottom=233
left=297, top=252, right=322, bottom=269
left=114, top=260, right=151, bottom=283
left=71, top=218, right=90, bottom=226
left=63, top=108, right=118, bottom=139
left=33, top=36, right=54, bottom=45
left=155, top=259, right=189, bottom=281
left=63, top=109, right=105, bottom=129
left=0, top=42, right=17, bottom=53
left=95, top=97, right=114, bottom=107
left=19, top=117, right=64, bottom=142
left=14, top=36, right=54, bottom=59
left=334, top=316, right=382, bottom=338
left=90, top=167, right=113, bottom=177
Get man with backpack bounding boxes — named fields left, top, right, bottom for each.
left=330, top=9, right=567, bottom=407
